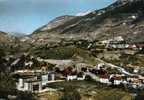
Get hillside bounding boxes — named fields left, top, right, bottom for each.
left=32, top=0, right=144, bottom=43
left=0, top=31, right=13, bottom=43
left=27, top=0, right=144, bottom=69
left=1, top=0, right=144, bottom=67
left=0, top=31, right=31, bottom=55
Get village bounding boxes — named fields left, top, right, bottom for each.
left=0, top=34, right=143, bottom=100
left=9, top=36, right=144, bottom=94
left=13, top=61, right=144, bottom=93
left=100, top=36, right=144, bottom=50
left=1, top=0, right=144, bottom=99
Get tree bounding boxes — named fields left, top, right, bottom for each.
left=0, top=48, right=5, bottom=58
left=135, top=91, right=144, bottom=100
left=16, top=91, right=36, bottom=100
left=85, top=75, right=93, bottom=81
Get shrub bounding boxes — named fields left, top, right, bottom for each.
left=16, top=91, right=36, bottom=100
left=60, top=85, right=81, bottom=100
left=85, top=75, right=93, bottom=81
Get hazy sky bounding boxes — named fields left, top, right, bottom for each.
left=0, top=0, right=114, bottom=34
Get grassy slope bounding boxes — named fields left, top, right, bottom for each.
left=30, top=45, right=98, bottom=64
left=39, top=81, right=132, bottom=100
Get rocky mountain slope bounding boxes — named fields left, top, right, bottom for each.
left=34, top=15, right=76, bottom=33
left=32, top=0, right=144, bottom=43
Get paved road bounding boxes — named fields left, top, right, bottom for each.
left=105, top=63, right=132, bottom=75
left=96, top=58, right=133, bottom=76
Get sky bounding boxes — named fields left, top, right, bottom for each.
left=0, top=0, right=114, bottom=34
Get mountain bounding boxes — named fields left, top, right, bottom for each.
left=8, top=32, right=28, bottom=38
left=34, top=15, right=76, bottom=33
left=1, top=0, right=143, bottom=65
left=32, top=0, right=144, bottom=43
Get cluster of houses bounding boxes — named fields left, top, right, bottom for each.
left=63, top=64, right=144, bottom=89
left=106, top=41, right=144, bottom=50
left=99, top=73, right=144, bottom=88
left=14, top=67, right=86, bottom=93
left=91, top=64, right=144, bottom=89
left=14, top=63, right=144, bottom=93
left=101, top=36, right=144, bottom=50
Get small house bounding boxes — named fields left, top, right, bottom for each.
left=112, top=76, right=123, bottom=85
left=127, top=75, right=139, bottom=82
left=67, top=75, right=77, bottom=81
left=99, top=75, right=110, bottom=84
left=127, top=75, right=142, bottom=88
left=129, top=79, right=142, bottom=89
left=66, top=71, right=77, bottom=81
left=128, top=44, right=137, bottom=49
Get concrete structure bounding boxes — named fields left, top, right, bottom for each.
left=16, top=70, right=55, bottom=93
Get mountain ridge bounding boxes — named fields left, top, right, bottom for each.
left=34, top=15, right=76, bottom=34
